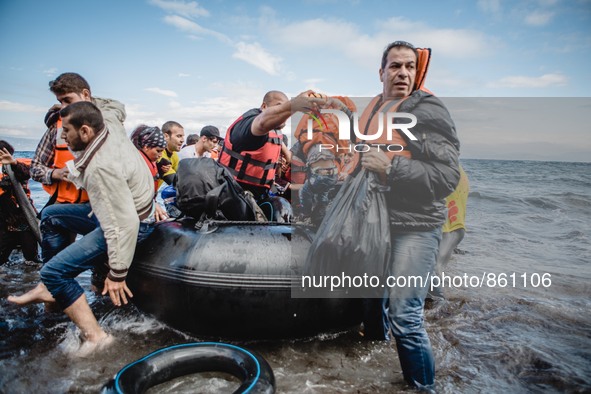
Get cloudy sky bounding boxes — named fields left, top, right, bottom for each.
left=0, top=0, right=590, bottom=161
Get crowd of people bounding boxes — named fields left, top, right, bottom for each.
left=2, top=40, right=469, bottom=391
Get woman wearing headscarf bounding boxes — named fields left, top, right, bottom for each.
left=130, top=125, right=169, bottom=222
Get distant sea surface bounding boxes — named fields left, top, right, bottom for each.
left=1, top=155, right=590, bottom=393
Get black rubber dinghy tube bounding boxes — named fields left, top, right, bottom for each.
left=101, top=342, right=275, bottom=394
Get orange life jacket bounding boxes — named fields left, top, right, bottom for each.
left=219, top=115, right=282, bottom=189
left=345, top=95, right=412, bottom=172
left=294, top=96, right=357, bottom=157
left=42, top=118, right=90, bottom=203
left=414, top=48, right=432, bottom=93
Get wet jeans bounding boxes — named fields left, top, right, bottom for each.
left=384, top=227, right=441, bottom=389
left=429, top=228, right=465, bottom=299
left=40, top=221, right=153, bottom=310
left=40, top=203, right=99, bottom=263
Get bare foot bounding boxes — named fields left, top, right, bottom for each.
left=7, top=283, right=56, bottom=306
left=74, top=333, right=115, bottom=358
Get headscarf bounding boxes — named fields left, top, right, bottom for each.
left=132, top=125, right=167, bottom=149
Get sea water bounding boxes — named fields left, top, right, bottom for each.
left=1, top=157, right=590, bottom=393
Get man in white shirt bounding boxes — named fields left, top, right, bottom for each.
left=178, top=125, right=221, bottom=160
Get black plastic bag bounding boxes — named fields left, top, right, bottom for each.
left=304, top=168, right=391, bottom=297
left=175, top=157, right=256, bottom=222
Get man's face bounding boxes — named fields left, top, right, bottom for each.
left=60, top=115, right=87, bottom=151
left=379, top=47, right=417, bottom=99
left=166, top=126, right=185, bottom=152
left=55, top=89, right=91, bottom=109
left=202, top=136, right=219, bottom=152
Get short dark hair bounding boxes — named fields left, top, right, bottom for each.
left=381, top=41, right=418, bottom=70
left=185, top=134, right=199, bottom=146
left=162, top=121, right=183, bottom=135
left=49, top=72, right=92, bottom=96
left=0, top=140, right=15, bottom=155
left=60, top=101, right=104, bottom=132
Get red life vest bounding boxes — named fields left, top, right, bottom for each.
left=42, top=118, right=90, bottom=203
left=218, top=116, right=282, bottom=189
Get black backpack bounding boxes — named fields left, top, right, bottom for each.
left=175, top=158, right=256, bottom=221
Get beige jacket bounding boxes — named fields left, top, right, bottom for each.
left=66, top=100, right=154, bottom=281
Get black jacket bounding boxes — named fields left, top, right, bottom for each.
left=385, top=90, right=460, bottom=230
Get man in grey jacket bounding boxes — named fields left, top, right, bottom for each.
left=9, top=101, right=154, bottom=356
left=32, top=73, right=127, bottom=264
left=360, top=41, right=460, bottom=391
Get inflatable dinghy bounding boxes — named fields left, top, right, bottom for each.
left=127, top=219, right=362, bottom=339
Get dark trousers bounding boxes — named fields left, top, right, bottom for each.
left=0, top=223, right=39, bottom=264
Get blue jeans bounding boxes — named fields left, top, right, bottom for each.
left=40, top=203, right=99, bottom=264
left=40, top=222, right=153, bottom=309
left=384, top=227, right=441, bottom=389
left=430, top=228, right=465, bottom=299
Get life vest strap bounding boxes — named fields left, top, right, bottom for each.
left=225, top=166, right=274, bottom=186
left=261, top=159, right=273, bottom=186
left=221, top=146, right=278, bottom=171
left=291, top=165, right=307, bottom=172
left=238, top=153, right=251, bottom=182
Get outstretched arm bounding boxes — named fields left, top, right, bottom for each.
left=251, top=90, right=327, bottom=136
